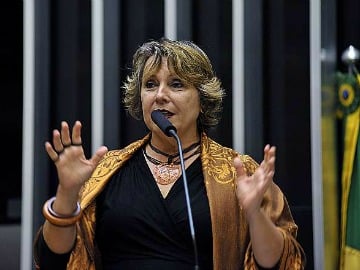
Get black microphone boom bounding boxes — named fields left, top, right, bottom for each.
left=151, top=110, right=199, bottom=270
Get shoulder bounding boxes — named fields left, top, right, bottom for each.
left=201, top=133, right=259, bottom=174
left=93, top=138, right=146, bottom=175
left=200, top=133, right=259, bottom=185
left=80, top=134, right=150, bottom=207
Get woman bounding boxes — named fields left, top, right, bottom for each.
left=33, top=38, right=306, bottom=269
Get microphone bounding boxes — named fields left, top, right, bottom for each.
left=150, top=110, right=177, bottom=137
left=151, top=110, right=200, bottom=270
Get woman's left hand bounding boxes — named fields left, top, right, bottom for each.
left=233, top=144, right=276, bottom=221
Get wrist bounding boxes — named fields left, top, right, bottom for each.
left=52, top=195, right=79, bottom=216
left=42, top=196, right=82, bottom=227
left=56, top=184, right=82, bottom=199
left=245, top=207, right=263, bottom=224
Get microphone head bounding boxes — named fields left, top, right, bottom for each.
left=151, top=110, right=177, bottom=137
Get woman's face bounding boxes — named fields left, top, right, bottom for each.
left=141, top=57, right=201, bottom=141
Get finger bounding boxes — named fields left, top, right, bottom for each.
left=255, top=165, right=272, bottom=189
left=267, top=169, right=275, bottom=179
left=52, top=129, right=64, bottom=153
left=266, top=147, right=276, bottom=167
left=267, top=155, right=276, bottom=172
left=263, top=145, right=276, bottom=173
left=45, top=141, right=59, bottom=162
left=264, top=144, right=270, bottom=162
left=60, top=121, right=72, bottom=146
left=261, top=155, right=276, bottom=185
left=71, top=121, right=82, bottom=145
left=233, top=156, right=247, bottom=178
left=89, top=146, right=108, bottom=165
left=269, top=145, right=276, bottom=159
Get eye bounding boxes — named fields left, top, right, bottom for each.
left=144, top=79, right=157, bottom=89
left=170, top=79, right=184, bottom=89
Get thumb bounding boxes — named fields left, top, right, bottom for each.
left=90, top=146, right=108, bottom=165
left=233, top=156, right=246, bottom=179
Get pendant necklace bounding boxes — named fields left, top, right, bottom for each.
left=143, top=149, right=181, bottom=185
left=143, top=141, right=200, bottom=185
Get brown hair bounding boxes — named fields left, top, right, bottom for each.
left=123, top=38, right=225, bottom=131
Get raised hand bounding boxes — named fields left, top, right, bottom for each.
left=45, top=121, right=108, bottom=198
left=233, top=145, right=276, bottom=220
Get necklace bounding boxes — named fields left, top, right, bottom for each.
left=143, top=144, right=201, bottom=185
left=143, top=149, right=181, bottom=185
left=149, top=141, right=200, bottom=164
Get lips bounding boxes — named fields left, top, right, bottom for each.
left=154, top=109, right=174, bottom=118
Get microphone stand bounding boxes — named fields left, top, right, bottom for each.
left=169, top=129, right=200, bottom=270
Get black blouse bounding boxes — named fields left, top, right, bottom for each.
left=37, top=149, right=213, bottom=270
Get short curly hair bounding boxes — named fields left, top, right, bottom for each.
left=122, top=38, right=225, bottom=132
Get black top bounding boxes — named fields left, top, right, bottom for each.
left=37, top=149, right=213, bottom=270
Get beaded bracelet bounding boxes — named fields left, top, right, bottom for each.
left=42, top=196, right=82, bottom=227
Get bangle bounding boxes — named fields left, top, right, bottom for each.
left=47, top=197, right=81, bottom=218
left=42, top=197, right=82, bottom=227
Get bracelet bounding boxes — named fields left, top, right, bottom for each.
left=42, top=197, right=82, bottom=227
left=47, top=197, right=81, bottom=218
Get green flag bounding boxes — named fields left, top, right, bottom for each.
left=336, top=71, right=360, bottom=269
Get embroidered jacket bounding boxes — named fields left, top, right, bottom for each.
left=34, top=133, right=305, bottom=269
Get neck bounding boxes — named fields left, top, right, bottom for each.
left=149, top=140, right=200, bottom=164
left=148, top=132, right=201, bottom=164
left=150, top=131, right=200, bottom=154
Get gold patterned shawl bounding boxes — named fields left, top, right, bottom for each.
left=34, top=132, right=306, bottom=269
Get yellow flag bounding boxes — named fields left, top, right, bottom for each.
left=336, top=71, right=360, bottom=270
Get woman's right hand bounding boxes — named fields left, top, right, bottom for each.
left=45, top=121, right=108, bottom=200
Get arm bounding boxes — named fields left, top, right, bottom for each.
left=246, top=208, right=284, bottom=267
left=234, top=145, right=283, bottom=268
left=40, top=121, right=108, bottom=255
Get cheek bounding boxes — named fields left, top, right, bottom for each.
left=141, top=93, right=154, bottom=127
left=141, top=92, right=149, bottom=109
left=142, top=108, right=152, bottom=129
left=186, top=94, right=201, bottom=113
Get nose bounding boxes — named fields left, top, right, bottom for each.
left=155, top=83, right=169, bottom=102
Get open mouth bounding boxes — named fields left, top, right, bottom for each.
left=154, top=109, right=174, bottom=118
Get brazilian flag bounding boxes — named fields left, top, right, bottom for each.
left=322, top=82, right=340, bottom=270
left=336, top=70, right=360, bottom=269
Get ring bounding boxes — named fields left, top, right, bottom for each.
left=72, top=142, right=82, bottom=146
left=56, top=148, right=65, bottom=155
